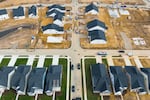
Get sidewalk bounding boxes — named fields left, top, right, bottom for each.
left=96, top=56, right=102, bottom=63
left=37, top=55, right=45, bottom=68
left=107, top=56, right=114, bottom=66
left=8, top=55, right=18, bottom=66
left=52, top=55, right=59, bottom=65
left=26, top=55, right=35, bottom=66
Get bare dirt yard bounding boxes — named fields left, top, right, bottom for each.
left=140, top=59, right=150, bottom=68
left=78, top=0, right=145, bottom=5
left=113, top=58, right=125, bottom=66
left=0, top=0, right=71, bottom=8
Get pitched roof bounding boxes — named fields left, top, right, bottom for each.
left=46, top=9, right=64, bottom=17
left=0, top=67, right=15, bottom=88
left=11, top=65, right=31, bottom=92
left=12, top=6, right=24, bottom=17
left=110, top=66, right=128, bottom=92
left=0, top=9, right=7, bottom=15
left=87, top=19, right=106, bottom=29
left=88, top=30, right=106, bottom=41
left=45, top=65, right=62, bottom=92
left=125, top=66, right=146, bottom=91
left=27, top=68, right=46, bottom=94
left=28, top=5, right=37, bottom=16
left=85, top=3, right=98, bottom=13
left=53, top=14, right=63, bottom=21
left=90, top=63, right=111, bottom=93
left=48, top=4, right=65, bottom=10
left=42, top=24, right=64, bottom=32
left=141, top=68, right=150, bottom=90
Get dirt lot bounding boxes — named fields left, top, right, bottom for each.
left=140, top=59, right=150, bottom=68
left=0, top=0, right=71, bottom=8
left=139, top=94, right=150, bottom=100
left=78, top=0, right=145, bottom=5
left=113, top=58, right=125, bottom=66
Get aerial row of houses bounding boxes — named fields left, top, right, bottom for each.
left=85, top=3, right=108, bottom=44
left=91, top=63, right=150, bottom=95
left=41, top=4, right=66, bottom=43
left=0, top=65, right=62, bottom=96
left=0, top=5, right=38, bottom=20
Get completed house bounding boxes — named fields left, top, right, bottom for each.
left=28, top=5, right=38, bottom=18
left=12, top=6, right=25, bottom=19
left=85, top=3, right=99, bottom=15
left=0, top=9, right=9, bottom=20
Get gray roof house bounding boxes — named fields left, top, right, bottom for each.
left=87, top=19, right=107, bottom=32
left=88, top=30, right=107, bottom=44
left=46, top=9, right=65, bottom=18
left=109, top=66, right=128, bottom=95
left=0, top=67, right=15, bottom=90
left=125, top=66, right=146, bottom=94
left=41, top=24, right=64, bottom=34
left=90, top=63, right=111, bottom=95
left=12, top=6, right=25, bottom=19
left=45, top=65, right=62, bottom=96
left=0, top=9, right=9, bottom=20
left=11, top=65, right=31, bottom=95
left=48, top=4, right=65, bottom=11
left=27, top=68, right=46, bottom=96
left=28, top=5, right=38, bottom=18
left=85, top=3, right=99, bottom=15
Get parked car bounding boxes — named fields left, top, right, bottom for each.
left=97, top=51, right=107, bottom=55
left=72, top=85, right=75, bottom=92
left=118, top=50, right=125, bottom=53
left=77, top=63, right=80, bottom=69
left=71, top=64, right=74, bottom=70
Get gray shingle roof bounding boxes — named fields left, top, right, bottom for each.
left=87, top=19, right=107, bottom=29
left=88, top=30, right=106, bottom=41
left=12, top=6, right=24, bottom=17
left=27, top=68, right=46, bottom=94
left=42, top=24, right=64, bottom=32
left=90, top=63, right=111, bottom=93
left=125, top=66, right=146, bottom=92
left=0, top=67, right=15, bottom=88
left=28, top=5, right=37, bottom=16
left=141, top=68, right=150, bottom=90
left=46, top=9, right=64, bottom=17
left=48, top=4, right=65, bottom=10
left=85, top=3, right=98, bottom=13
left=0, top=9, right=7, bottom=15
left=110, top=66, right=128, bottom=92
left=45, top=65, right=62, bottom=93
left=11, top=65, right=31, bottom=92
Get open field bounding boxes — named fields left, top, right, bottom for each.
left=78, top=0, right=145, bottom=5
left=129, top=58, right=136, bottom=66
left=113, top=59, right=125, bottom=66
left=140, top=59, right=150, bottom=68
left=0, top=0, right=71, bottom=8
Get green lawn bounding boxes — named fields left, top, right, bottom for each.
left=102, top=59, right=108, bottom=67
left=15, top=58, right=28, bottom=66
left=84, top=58, right=101, bottom=100
left=1, top=90, right=16, bottom=100
left=32, top=58, right=38, bottom=67
left=44, top=58, right=52, bottom=68
left=0, top=58, right=10, bottom=67
left=18, top=95, right=34, bottom=100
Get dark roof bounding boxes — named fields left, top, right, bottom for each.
left=42, top=24, right=64, bottom=32
left=141, top=68, right=150, bottom=90
left=85, top=3, right=98, bottom=13
left=53, top=14, right=63, bottom=21
left=88, top=30, right=106, bottom=41
left=48, top=4, right=65, bottom=10
left=87, top=19, right=106, bottom=29
left=28, top=5, right=37, bottom=16
left=45, top=65, right=62, bottom=92
left=12, top=6, right=24, bottom=17
left=27, top=68, right=46, bottom=93
left=46, top=9, right=64, bottom=17
left=11, top=65, right=31, bottom=92
left=0, top=67, right=15, bottom=87
left=110, top=66, right=128, bottom=92
left=125, top=66, right=146, bottom=91
left=90, top=63, right=111, bottom=93
left=0, top=9, right=7, bottom=15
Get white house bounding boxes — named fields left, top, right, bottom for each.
left=0, top=9, right=9, bottom=20
left=12, top=6, right=25, bottom=20
left=28, top=5, right=38, bottom=18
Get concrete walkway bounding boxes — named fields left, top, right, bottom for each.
left=52, top=55, right=59, bottom=65
left=134, top=56, right=143, bottom=68
left=26, top=55, right=35, bottom=66
left=66, top=57, right=70, bottom=100
left=107, top=56, right=114, bottom=66
left=8, top=55, right=18, bottom=66
left=37, top=55, right=45, bottom=68
left=0, top=55, right=4, bottom=64
left=123, top=55, right=132, bottom=66
left=96, top=56, right=102, bottom=63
